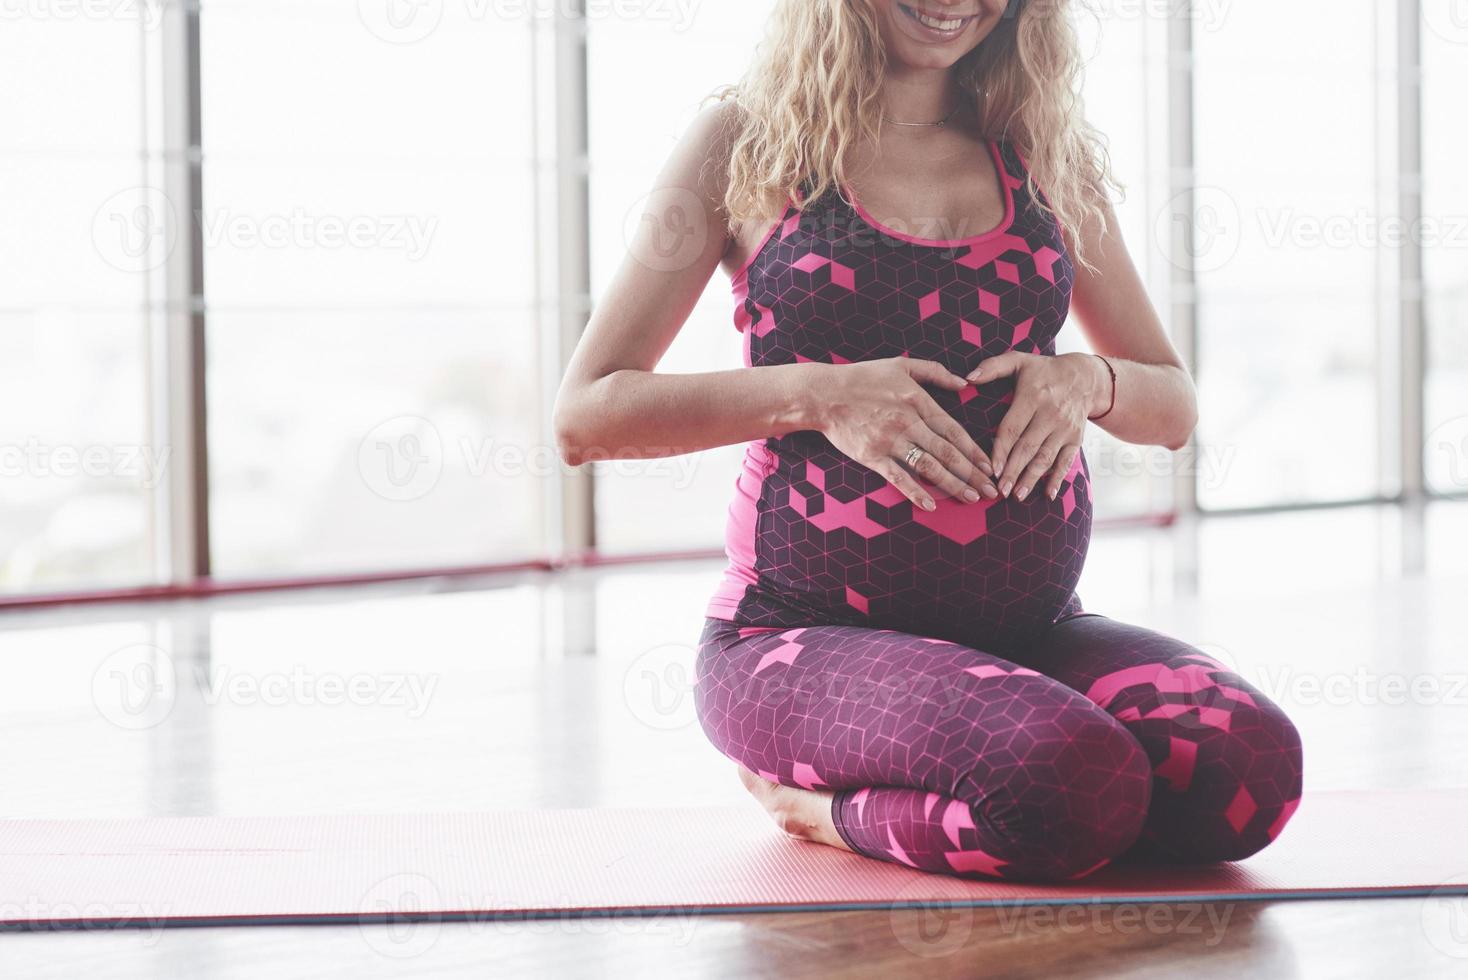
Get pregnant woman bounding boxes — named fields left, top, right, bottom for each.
left=555, top=0, right=1302, bottom=881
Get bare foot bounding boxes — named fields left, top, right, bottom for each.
left=737, top=765, right=850, bottom=851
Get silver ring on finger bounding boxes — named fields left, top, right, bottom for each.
left=904, top=445, right=925, bottom=469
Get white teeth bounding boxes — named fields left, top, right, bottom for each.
left=911, top=8, right=967, bottom=31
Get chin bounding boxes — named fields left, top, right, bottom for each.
left=878, top=1, right=1001, bottom=71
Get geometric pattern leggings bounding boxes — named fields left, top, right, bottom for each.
left=694, top=613, right=1304, bottom=883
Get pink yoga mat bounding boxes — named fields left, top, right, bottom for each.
left=1, top=790, right=1464, bottom=930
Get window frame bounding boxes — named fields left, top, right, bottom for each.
left=3, top=0, right=1454, bottom=607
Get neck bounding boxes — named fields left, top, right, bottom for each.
left=881, top=67, right=960, bottom=126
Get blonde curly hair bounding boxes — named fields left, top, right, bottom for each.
left=715, top=0, right=1118, bottom=272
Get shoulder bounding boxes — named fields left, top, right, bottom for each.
left=638, top=99, right=748, bottom=252
left=680, top=99, right=747, bottom=202
left=687, top=97, right=747, bottom=148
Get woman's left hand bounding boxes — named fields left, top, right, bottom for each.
left=965, top=351, right=1108, bottom=502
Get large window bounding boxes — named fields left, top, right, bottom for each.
left=1192, top=2, right=1384, bottom=509
left=1, top=2, right=1462, bottom=601
left=590, top=2, right=1179, bottom=551
left=1067, top=5, right=1173, bottom=519
left=1422, top=12, right=1468, bottom=496
left=0, top=17, right=161, bottom=593
left=586, top=3, right=775, bottom=554
left=200, top=1, right=546, bottom=575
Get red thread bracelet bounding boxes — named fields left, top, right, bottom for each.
left=1088, top=354, right=1117, bottom=421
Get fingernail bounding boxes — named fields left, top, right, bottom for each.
left=981, top=484, right=999, bottom=500
left=993, top=464, right=1004, bottom=479
left=922, top=497, right=937, bottom=512
left=1048, top=487, right=1058, bottom=500
left=963, top=488, right=980, bottom=502
left=1015, top=486, right=1029, bottom=501
left=1000, top=480, right=1012, bottom=497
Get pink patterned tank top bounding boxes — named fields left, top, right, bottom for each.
left=706, top=138, right=1090, bottom=655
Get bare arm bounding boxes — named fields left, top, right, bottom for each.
left=1065, top=197, right=1198, bottom=451
left=552, top=104, right=814, bottom=462
left=553, top=104, right=999, bottom=509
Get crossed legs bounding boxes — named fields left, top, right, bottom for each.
left=694, top=613, right=1302, bottom=882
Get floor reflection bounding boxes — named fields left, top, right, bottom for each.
left=0, top=500, right=1465, bottom=822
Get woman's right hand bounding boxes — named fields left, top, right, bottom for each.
left=813, top=358, right=1000, bottom=512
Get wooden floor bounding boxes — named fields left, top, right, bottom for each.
left=1, top=898, right=1464, bottom=978
left=3, top=501, right=1468, bottom=977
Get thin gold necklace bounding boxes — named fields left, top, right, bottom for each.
left=888, top=106, right=960, bottom=128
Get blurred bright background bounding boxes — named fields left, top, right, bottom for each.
left=1, top=0, right=1465, bottom=598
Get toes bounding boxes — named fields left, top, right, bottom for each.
left=733, top=766, right=839, bottom=846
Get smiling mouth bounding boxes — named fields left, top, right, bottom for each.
left=898, top=3, right=978, bottom=34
